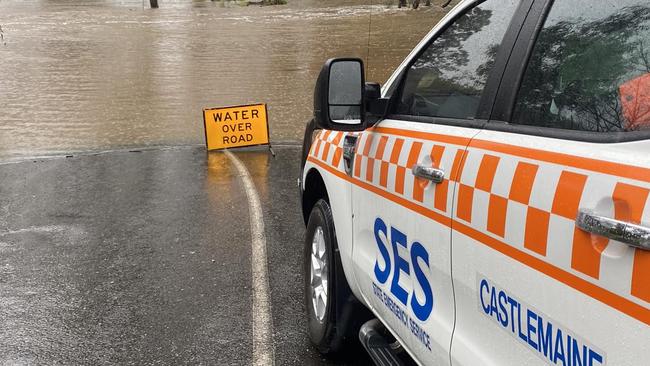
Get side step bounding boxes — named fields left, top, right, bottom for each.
left=359, top=319, right=405, bottom=366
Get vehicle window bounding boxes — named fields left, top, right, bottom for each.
left=512, top=0, right=650, bottom=132
left=396, top=0, right=520, bottom=120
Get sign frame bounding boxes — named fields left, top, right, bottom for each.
left=202, top=103, right=272, bottom=151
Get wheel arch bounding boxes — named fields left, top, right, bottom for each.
left=302, top=168, right=330, bottom=226
left=301, top=163, right=368, bottom=313
left=303, top=186, right=373, bottom=354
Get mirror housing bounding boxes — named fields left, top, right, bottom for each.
left=313, top=58, right=369, bottom=131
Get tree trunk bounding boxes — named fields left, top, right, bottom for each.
left=150, top=0, right=159, bottom=8
left=412, top=0, right=420, bottom=9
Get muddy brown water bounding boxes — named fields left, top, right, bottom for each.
left=0, top=0, right=453, bottom=159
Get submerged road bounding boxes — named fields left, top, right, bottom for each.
left=0, top=146, right=371, bottom=365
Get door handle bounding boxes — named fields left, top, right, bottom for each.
left=576, top=209, right=650, bottom=251
left=411, top=164, right=445, bottom=184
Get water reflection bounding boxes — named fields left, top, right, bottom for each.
left=205, top=150, right=270, bottom=218
left=206, top=151, right=236, bottom=182
left=0, top=0, right=452, bottom=159
left=513, top=2, right=650, bottom=132
left=397, top=0, right=518, bottom=119
left=206, top=150, right=269, bottom=177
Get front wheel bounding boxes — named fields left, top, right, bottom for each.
left=304, top=199, right=366, bottom=355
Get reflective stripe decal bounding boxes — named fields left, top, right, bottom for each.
left=307, top=154, right=650, bottom=325
left=614, top=183, right=649, bottom=222
left=456, top=184, right=474, bottom=223
left=354, top=154, right=362, bottom=178
left=408, top=142, right=425, bottom=201
left=431, top=145, right=448, bottom=212
left=395, top=166, right=406, bottom=195
left=371, top=125, right=650, bottom=183
left=552, top=171, right=588, bottom=220
left=307, top=128, right=650, bottom=324
left=380, top=161, right=390, bottom=188
left=571, top=227, right=609, bottom=279
left=524, top=207, right=551, bottom=256
left=390, top=138, right=405, bottom=165
left=330, top=131, right=344, bottom=168
left=366, top=157, right=375, bottom=182
left=632, top=251, right=650, bottom=303
left=407, top=141, right=423, bottom=168
left=362, top=132, right=375, bottom=156
left=475, top=155, right=500, bottom=192
left=320, top=130, right=333, bottom=161
left=450, top=149, right=467, bottom=183
left=375, top=135, right=389, bottom=160
left=376, top=136, right=391, bottom=189
left=509, top=162, right=538, bottom=205
left=487, top=194, right=507, bottom=238
left=313, top=138, right=323, bottom=159
left=614, top=183, right=650, bottom=303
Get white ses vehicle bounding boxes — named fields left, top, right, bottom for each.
left=299, top=0, right=650, bottom=365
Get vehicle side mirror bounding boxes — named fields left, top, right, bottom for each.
left=313, top=58, right=368, bottom=131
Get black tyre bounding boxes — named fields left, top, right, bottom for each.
left=304, top=199, right=368, bottom=355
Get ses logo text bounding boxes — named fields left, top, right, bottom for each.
left=371, top=217, right=433, bottom=351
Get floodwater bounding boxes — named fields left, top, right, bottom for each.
left=0, top=0, right=451, bottom=159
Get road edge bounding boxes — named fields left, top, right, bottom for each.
left=224, top=150, right=275, bottom=366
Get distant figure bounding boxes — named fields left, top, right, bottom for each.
left=398, top=0, right=431, bottom=9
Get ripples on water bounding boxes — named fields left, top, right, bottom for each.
left=0, top=0, right=449, bottom=159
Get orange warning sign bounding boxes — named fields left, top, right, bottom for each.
left=203, top=103, right=270, bottom=150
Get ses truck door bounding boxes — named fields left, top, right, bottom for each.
left=349, top=1, right=527, bottom=363
left=450, top=1, right=650, bottom=365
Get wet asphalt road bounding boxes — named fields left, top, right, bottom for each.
left=0, top=146, right=371, bottom=365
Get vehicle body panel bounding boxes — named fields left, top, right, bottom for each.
left=350, top=119, right=479, bottom=365
left=450, top=130, right=650, bottom=365
left=303, top=132, right=363, bottom=301
left=301, top=0, right=650, bottom=364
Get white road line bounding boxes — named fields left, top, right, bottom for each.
left=225, top=150, right=275, bottom=366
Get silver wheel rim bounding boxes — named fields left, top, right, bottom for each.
left=310, top=226, right=328, bottom=323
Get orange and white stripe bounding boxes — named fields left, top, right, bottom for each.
left=307, top=127, right=650, bottom=324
